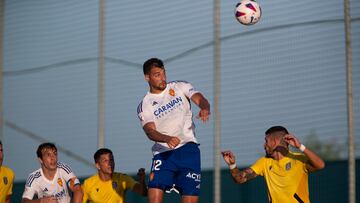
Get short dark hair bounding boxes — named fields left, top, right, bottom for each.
left=0, top=140, right=2, bottom=145
left=143, top=58, right=164, bottom=75
left=94, top=148, right=113, bottom=163
left=265, top=126, right=289, bottom=136
left=37, top=142, right=57, bottom=159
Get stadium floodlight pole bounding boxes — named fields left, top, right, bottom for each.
left=213, top=0, right=221, bottom=202
left=343, top=0, right=355, bottom=203
left=98, top=0, right=106, bottom=149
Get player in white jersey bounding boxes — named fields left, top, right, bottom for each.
left=22, top=143, right=83, bottom=203
left=137, top=58, right=210, bottom=203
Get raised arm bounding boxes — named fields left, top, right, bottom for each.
left=221, top=151, right=257, bottom=184
left=191, top=92, right=210, bottom=122
left=68, top=177, right=83, bottom=203
left=283, top=134, right=325, bottom=172
left=132, top=168, right=148, bottom=196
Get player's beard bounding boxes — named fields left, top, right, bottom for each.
left=265, top=146, right=275, bottom=158
left=152, top=81, right=167, bottom=92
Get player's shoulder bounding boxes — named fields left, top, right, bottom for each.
left=254, top=156, right=270, bottom=165
left=169, top=80, right=191, bottom=86
left=83, top=173, right=99, bottom=185
left=137, top=97, right=147, bottom=114
left=287, top=151, right=308, bottom=163
left=169, top=80, right=196, bottom=94
left=25, top=168, right=42, bottom=187
left=137, top=93, right=154, bottom=114
left=113, top=172, right=133, bottom=180
left=113, top=171, right=126, bottom=177
left=1, top=165, right=14, bottom=176
left=57, top=162, right=74, bottom=174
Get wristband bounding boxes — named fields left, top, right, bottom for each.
left=299, top=144, right=306, bottom=152
left=229, top=163, right=237, bottom=170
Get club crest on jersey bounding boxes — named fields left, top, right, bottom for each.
left=285, top=162, right=291, bottom=170
left=169, top=89, right=175, bottom=96
left=57, top=178, right=63, bottom=187
left=3, top=177, right=8, bottom=185
left=112, top=181, right=118, bottom=189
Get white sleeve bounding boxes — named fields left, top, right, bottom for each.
left=58, top=162, right=80, bottom=187
left=22, top=173, right=38, bottom=200
left=176, top=81, right=199, bottom=99
left=137, top=100, right=155, bottom=127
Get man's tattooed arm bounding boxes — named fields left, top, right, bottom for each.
left=230, top=167, right=257, bottom=184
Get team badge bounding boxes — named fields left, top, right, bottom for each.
left=57, top=178, right=63, bottom=187
left=3, top=177, right=8, bottom=185
left=112, top=181, right=118, bottom=189
left=169, top=89, right=175, bottom=96
left=285, top=162, right=291, bottom=171
left=149, top=172, right=155, bottom=181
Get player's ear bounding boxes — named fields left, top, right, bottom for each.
left=95, top=162, right=100, bottom=170
left=38, top=157, right=43, bottom=165
left=144, top=74, right=150, bottom=82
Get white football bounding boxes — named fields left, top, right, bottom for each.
left=235, top=0, right=262, bottom=25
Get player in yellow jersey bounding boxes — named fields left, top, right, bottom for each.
left=0, top=140, right=15, bottom=203
left=222, top=126, right=325, bottom=203
left=82, top=148, right=147, bottom=203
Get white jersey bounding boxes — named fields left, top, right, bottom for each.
left=22, top=162, right=80, bottom=203
left=137, top=81, right=199, bottom=155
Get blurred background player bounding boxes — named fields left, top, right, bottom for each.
left=137, top=58, right=210, bottom=203
left=22, top=142, right=83, bottom=203
left=222, top=126, right=325, bottom=203
left=82, top=148, right=147, bottom=203
left=0, top=140, right=15, bottom=203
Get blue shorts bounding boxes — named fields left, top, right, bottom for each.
left=148, top=142, right=201, bottom=196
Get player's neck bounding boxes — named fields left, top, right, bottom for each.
left=272, top=146, right=289, bottom=160
left=149, top=85, right=167, bottom=94
left=272, top=148, right=289, bottom=160
left=98, top=172, right=113, bottom=182
left=42, top=167, right=57, bottom=180
left=150, top=88, right=164, bottom=94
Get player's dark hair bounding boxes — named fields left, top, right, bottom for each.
left=265, top=126, right=289, bottom=136
left=94, top=148, right=113, bottom=163
left=143, top=58, right=164, bottom=75
left=0, top=140, right=2, bottom=145
left=37, top=142, right=57, bottom=159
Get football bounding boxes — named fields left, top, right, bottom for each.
left=235, top=0, right=262, bottom=25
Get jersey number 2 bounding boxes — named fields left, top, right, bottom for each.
left=152, top=160, right=162, bottom=171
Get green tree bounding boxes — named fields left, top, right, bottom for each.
left=301, top=130, right=345, bottom=161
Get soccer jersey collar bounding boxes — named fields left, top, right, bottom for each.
left=40, top=167, right=59, bottom=183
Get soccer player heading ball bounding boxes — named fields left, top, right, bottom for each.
left=137, top=58, right=210, bottom=203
